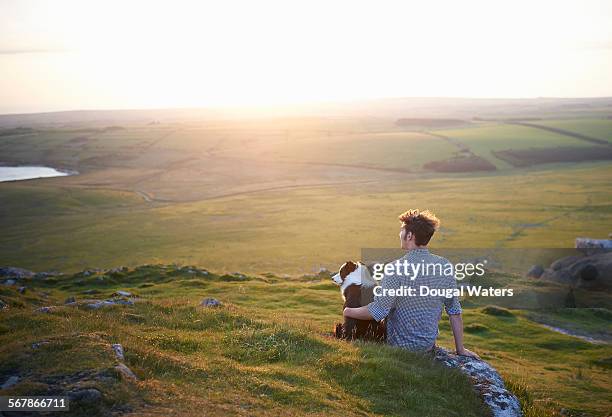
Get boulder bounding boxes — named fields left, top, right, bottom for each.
left=526, top=265, right=544, bottom=278
left=200, top=298, right=222, bottom=307
left=541, top=251, right=612, bottom=290
left=64, top=296, right=76, bottom=304
left=67, top=388, right=102, bottom=404
left=3, top=279, right=16, bottom=286
left=434, top=347, right=522, bottom=417
left=17, top=286, right=26, bottom=294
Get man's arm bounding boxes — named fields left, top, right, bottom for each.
left=449, top=314, right=480, bottom=359
left=344, top=305, right=373, bottom=320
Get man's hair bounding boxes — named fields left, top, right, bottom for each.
left=398, top=209, right=440, bottom=246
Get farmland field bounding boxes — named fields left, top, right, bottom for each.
left=532, top=118, right=612, bottom=143
left=1, top=113, right=612, bottom=274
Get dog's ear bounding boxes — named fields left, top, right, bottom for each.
left=340, top=260, right=358, bottom=279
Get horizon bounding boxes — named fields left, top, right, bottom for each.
left=2, top=95, right=612, bottom=118
left=2, top=0, right=612, bottom=114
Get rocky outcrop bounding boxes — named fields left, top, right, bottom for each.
left=434, top=347, right=522, bottom=417
left=540, top=250, right=612, bottom=290
left=0, top=267, right=34, bottom=279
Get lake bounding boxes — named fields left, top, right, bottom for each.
left=0, top=166, right=73, bottom=182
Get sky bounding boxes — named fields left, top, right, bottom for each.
left=1, top=0, right=612, bottom=114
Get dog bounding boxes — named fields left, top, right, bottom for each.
left=331, top=260, right=386, bottom=342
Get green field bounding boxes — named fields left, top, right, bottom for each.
left=432, top=123, right=601, bottom=170
left=533, top=118, right=612, bottom=143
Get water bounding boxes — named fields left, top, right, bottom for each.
left=0, top=166, right=73, bottom=182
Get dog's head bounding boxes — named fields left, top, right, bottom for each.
left=331, top=260, right=359, bottom=286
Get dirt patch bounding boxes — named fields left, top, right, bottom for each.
left=492, top=146, right=612, bottom=167
left=423, top=155, right=497, bottom=172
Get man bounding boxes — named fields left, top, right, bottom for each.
left=344, top=209, right=479, bottom=358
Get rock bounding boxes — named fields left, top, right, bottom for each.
left=17, top=286, right=26, bottom=294
left=0, top=267, right=34, bottom=279
left=200, top=298, right=222, bottom=307
left=35, top=306, right=56, bottom=313
left=64, top=296, right=76, bottom=304
left=434, top=347, right=522, bottom=417
left=115, top=363, right=138, bottom=380
left=33, top=271, right=61, bottom=280
left=0, top=299, right=7, bottom=310
left=112, top=290, right=133, bottom=297
left=83, top=300, right=115, bottom=310
left=123, top=313, right=145, bottom=323
left=1, top=375, right=20, bottom=389
left=67, top=388, right=102, bottom=404
left=541, top=251, right=612, bottom=290
left=3, top=279, right=16, bottom=286
left=32, top=340, right=50, bottom=349
left=83, top=299, right=134, bottom=310
left=526, top=265, right=544, bottom=278
left=112, top=343, right=125, bottom=361
left=112, top=299, right=135, bottom=306
left=575, top=238, right=612, bottom=249
left=107, top=267, right=128, bottom=274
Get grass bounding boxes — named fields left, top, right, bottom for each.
left=1, top=162, right=611, bottom=275
left=533, top=118, right=612, bottom=143
left=0, top=267, right=490, bottom=417
left=1, top=266, right=611, bottom=416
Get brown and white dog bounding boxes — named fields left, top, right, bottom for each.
left=331, top=261, right=386, bottom=342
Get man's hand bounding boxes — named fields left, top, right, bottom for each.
left=456, top=347, right=480, bottom=359
left=343, top=306, right=374, bottom=321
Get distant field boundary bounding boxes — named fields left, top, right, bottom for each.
left=508, top=121, right=610, bottom=146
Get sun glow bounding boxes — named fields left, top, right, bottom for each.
left=1, top=0, right=612, bottom=113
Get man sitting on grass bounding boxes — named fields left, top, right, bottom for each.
left=343, top=209, right=479, bottom=358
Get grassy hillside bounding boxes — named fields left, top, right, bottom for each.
left=1, top=266, right=610, bottom=416
left=0, top=266, right=489, bottom=417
